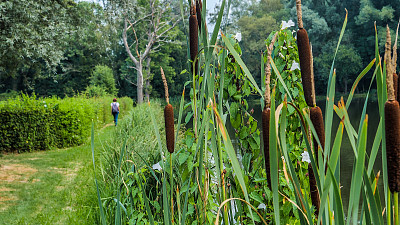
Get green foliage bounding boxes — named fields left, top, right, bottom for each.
left=314, top=43, right=363, bottom=93
left=90, top=65, right=118, bottom=96
left=84, top=85, right=108, bottom=98
left=0, top=94, right=132, bottom=152
left=0, top=0, right=76, bottom=73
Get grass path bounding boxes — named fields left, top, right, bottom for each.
left=0, top=123, right=116, bottom=224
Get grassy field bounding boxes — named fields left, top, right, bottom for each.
left=0, top=123, right=116, bottom=224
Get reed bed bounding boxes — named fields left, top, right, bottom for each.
left=91, top=0, right=400, bottom=224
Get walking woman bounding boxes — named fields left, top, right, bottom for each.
left=111, top=98, right=120, bottom=126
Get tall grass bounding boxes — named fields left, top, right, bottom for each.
left=92, top=1, right=399, bottom=224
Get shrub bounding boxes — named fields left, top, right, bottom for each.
left=0, top=94, right=133, bottom=152
left=89, top=65, right=118, bottom=96
left=84, top=85, right=108, bottom=98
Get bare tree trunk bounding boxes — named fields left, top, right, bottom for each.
left=137, top=62, right=144, bottom=104
left=121, top=2, right=180, bottom=104
left=145, top=57, right=151, bottom=101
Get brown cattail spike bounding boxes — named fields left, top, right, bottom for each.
left=296, top=0, right=303, bottom=29
left=262, top=107, right=271, bottom=189
left=189, top=3, right=198, bottom=75
left=196, top=0, right=202, bottom=30
left=164, top=103, right=175, bottom=153
left=309, top=106, right=324, bottom=215
left=310, top=106, right=325, bottom=164
left=308, top=164, right=320, bottom=215
left=297, top=28, right=314, bottom=107
left=385, top=100, right=400, bottom=192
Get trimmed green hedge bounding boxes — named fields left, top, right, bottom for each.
left=0, top=94, right=133, bottom=152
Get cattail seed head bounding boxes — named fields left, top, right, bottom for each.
left=310, top=106, right=325, bottom=165
left=308, top=163, right=320, bottom=215
left=189, top=4, right=198, bottom=75
left=196, top=0, right=202, bottom=30
left=297, top=28, right=314, bottom=107
left=385, top=100, right=400, bottom=192
left=164, top=103, right=175, bottom=153
left=262, top=107, right=271, bottom=189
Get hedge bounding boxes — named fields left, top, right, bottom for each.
left=0, top=94, right=133, bottom=152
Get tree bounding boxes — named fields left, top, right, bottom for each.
left=0, top=0, right=76, bottom=90
left=89, top=65, right=118, bottom=96
left=236, top=0, right=288, bottom=85
left=314, top=42, right=363, bottom=94
left=107, top=0, right=181, bottom=104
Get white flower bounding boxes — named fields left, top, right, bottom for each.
left=281, top=19, right=295, bottom=30
left=44, top=104, right=47, bottom=108
left=290, top=61, right=300, bottom=71
left=258, top=203, right=266, bottom=209
left=235, top=32, right=242, bottom=42
left=301, top=151, right=311, bottom=163
left=152, top=162, right=162, bottom=171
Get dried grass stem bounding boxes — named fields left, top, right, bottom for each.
left=264, top=32, right=278, bottom=108
left=161, top=67, right=169, bottom=104
left=296, top=0, right=303, bottom=29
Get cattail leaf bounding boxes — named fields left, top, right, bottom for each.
left=261, top=52, right=265, bottom=97
left=363, top=171, right=383, bottom=225
left=325, top=10, right=347, bottom=160
left=139, top=178, right=155, bottom=225
left=175, top=87, right=186, bottom=150
left=367, top=120, right=382, bottom=175
left=346, top=116, right=368, bottom=225
left=335, top=104, right=357, bottom=154
left=326, top=9, right=347, bottom=95
left=373, top=24, right=390, bottom=223
left=219, top=49, right=226, bottom=115
left=221, top=33, right=263, bottom=97
left=346, top=58, right=376, bottom=110
left=317, top=121, right=344, bottom=224
left=90, top=122, right=107, bottom=225
left=209, top=0, right=225, bottom=58
left=268, top=88, right=281, bottom=224
left=328, top=166, right=345, bottom=225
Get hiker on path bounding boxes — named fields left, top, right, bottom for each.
left=111, top=98, right=120, bottom=126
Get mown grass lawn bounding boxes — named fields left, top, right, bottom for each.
left=0, top=123, right=116, bottom=224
